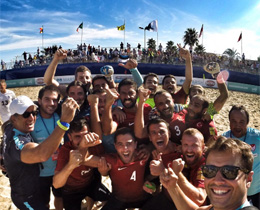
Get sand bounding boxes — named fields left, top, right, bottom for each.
left=0, top=85, right=259, bottom=210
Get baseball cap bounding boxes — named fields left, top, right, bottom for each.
left=10, top=95, right=38, bottom=115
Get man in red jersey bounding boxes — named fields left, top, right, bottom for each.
left=53, top=118, right=110, bottom=210
left=102, top=79, right=151, bottom=139
left=135, top=89, right=217, bottom=145
left=84, top=127, right=152, bottom=210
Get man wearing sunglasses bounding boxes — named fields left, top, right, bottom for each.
left=201, top=136, right=257, bottom=210
left=223, top=105, right=260, bottom=208
left=2, top=95, right=78, bottom=210
left=160, top=136, right=258, bottom=210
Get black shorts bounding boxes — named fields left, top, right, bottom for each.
left=11, top=193, right=49, bottom=210
left=62, top=175, right=111, bottom=210
left=39, top=176, right=62, bottom=206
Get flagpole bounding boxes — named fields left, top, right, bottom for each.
left=241, top=31, right=243, bottom=56
left=42, top=25, right=44, bottom=48
left=81, top=22, right=83, bottom=46
left=124, top=20, right=125, bottom=48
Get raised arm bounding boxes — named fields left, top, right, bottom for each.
left=160, top=167, right=200, bottom=210
left=134, top=88, right=150, bottom=139
left=101, top=89, right=119, bottom=135
left=119, top=59, right=143, bottom=88
left=21, top=98, right=78, bottom=164
left=87, top=94, right=102, bottom=137
left=43, top=48, right=68, bottom=86
left=172, top=159, right=207, bottom=206
left=213, top=73, right=229, bottom=112
left=178, top=44, right=193, bottom=94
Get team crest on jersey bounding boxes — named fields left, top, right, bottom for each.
left=140, top=160, right=146, bottom=166
left=250, top=144, right=256, bottom=152
left=196, top=122, right=203, bottom=128
left=177, top=116, right=184, bottom=122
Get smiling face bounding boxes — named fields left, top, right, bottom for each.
left=205, top=150, right=253, bottom=210
left=154, top=92, right=174, bottom=120
left=67, top=85, right=86, bottom=106
left=11, top=106, right=36, bottom=133
left=144, top=75, right=159, bottom=95
left=162, top=77, right=177, bottom=94
left=148, top=122, right=170, bottom=153
left=38, top=90, right=59, bottom=118
left=115, top=133, right=137, bottom=164
left=119, top=85, right=137, bottom=109
left=181, top=132, right=204, bottom=167
left=229, top=110, right=248, bottom=138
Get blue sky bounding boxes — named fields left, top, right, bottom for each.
left=0, top=0, right=260, bottom=64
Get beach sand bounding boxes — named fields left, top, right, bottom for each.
left=0, top=85, right=259, bottom=210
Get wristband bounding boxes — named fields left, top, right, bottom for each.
left=57, top=120, right=70, bottom=131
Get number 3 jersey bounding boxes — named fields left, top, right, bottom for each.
left=103, top=153, right=150, bottom=202
left=168, top=109, right=217, bottom=145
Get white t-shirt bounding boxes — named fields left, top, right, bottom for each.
left=0, top=89, right=16, bottom=123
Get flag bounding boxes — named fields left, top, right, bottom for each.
left=39, top=27, right=43, bottom=34
left=199, top=24, right=203, bottom=38
left=76, top=22, right=83, bottom=32
left=237, top=32, right=242, bottom=42
left=117, top=24, right=125, bottom=31
left=145, top=20, right=158, bottom=32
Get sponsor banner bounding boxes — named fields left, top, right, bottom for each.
left=5, top=75, right=260, bottom=95
left=6, top=78, right=36, bottom=87
left=227, top=82, right=260, bottom=94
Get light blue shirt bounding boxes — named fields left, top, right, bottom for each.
left=223, top=127, right=260, bottom=196
left=31, top=112, right=60, bottom=177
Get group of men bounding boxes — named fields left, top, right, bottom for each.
left=0, top=44, right=259, bottom=210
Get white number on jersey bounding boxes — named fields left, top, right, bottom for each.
left=130, top=171, right=136, bottom=181
left=175, top=125, right=181, bottom=136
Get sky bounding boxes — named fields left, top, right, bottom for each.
left=0, top=0, right=260, bottom=64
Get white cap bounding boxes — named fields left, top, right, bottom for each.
left=10, top=95, right=37, bottom=115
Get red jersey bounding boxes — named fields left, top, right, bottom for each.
left=172, top=87, right=188, bottom=104
left=168, top=109, right=217, bottom=145
left=103, top=153, right=149, bottom=202
left=182, top=156, right=205, bottom=188
left=161, top=152, right=181, bottom=168
left=55, top=141, right=100, bottom=191
left=168, top=109, right=188, bottom=145
left=114, top=103, right=152, bottom=130
left=185, top=116, right=217, bottom=144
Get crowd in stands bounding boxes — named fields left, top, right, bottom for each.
left=1, top=43, right=259, bottom=75
left=0, top=45, right=259, bottom=210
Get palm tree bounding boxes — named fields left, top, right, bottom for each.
left=194, top=44, right=206, bottom=55
left=147, top=38, right=156, bottom=50
left=223, top=48, right=240, bottom=60
left=166, top=41, right=177, bottom=55
left=183, top=28, right=199, bottom=52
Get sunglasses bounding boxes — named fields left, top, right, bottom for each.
left=22, top=110, right=38, bottom=118
left=202, top=165, right=249, bottom=180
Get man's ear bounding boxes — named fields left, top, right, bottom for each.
left=246, top=171, right=254, bottom=189
left=68, top=133, right=72, bottom=142
left=10, top=115, right=17, bottom=124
